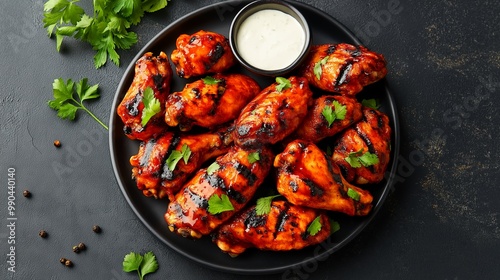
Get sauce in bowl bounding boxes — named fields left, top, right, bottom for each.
left=236, top=9, right=306, bottom=71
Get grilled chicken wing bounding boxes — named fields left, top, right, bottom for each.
left=301, top=43, right=387, bottom=96
left=332, top=107, right=391, bottom=184
left=171, top=30, right=236, bottom=78
left=213, top=200, right=331, bottom=256
left=274, top=140, right=373, bottom=216
left=293, top=95, right=363, bottom=143
left=130, top=126, right=234, bottom=200
left=164, top=73, right=260, bottom=131
left=165, top=146, right=274, bottom=238
left=233, top=76, right=313, bottom=148
left=117, top=52, right=173, bottom=141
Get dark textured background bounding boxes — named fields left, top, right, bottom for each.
left=1, top=0, right=499, bottom=279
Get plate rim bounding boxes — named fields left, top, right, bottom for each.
left=109, top=0, right=401, bottom=275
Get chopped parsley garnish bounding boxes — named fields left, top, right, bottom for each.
left=313, top=55, right=329, bottom=80
left=141, top=87, right=161, bottom=126
left=362, top=98, right=381, bottom=110
left=321, top=100, right=347, bottom=127
left=165, top=144, right=191, bottom=171
left=275, top=77, right=291, bottom=92
left=206, top=162, right=220, bottom=175
left=347, top=188, right=360, bottom=201
left=344, top=149, right=379, bottom=168
left=202, top=76, right=221, bottom=85
left=255, top=195, right=281, bottom=215
left=247, top=152, right=260, bottom=164
left=307, top=216, right=322, bottom=236
left=207, top=194, right=234, bottom=215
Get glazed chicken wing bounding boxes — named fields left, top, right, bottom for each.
left=293, top=95, right=363, bottom=143
left=164, top=73, right=260, bottom=131
left=233, top=76, right=313, bottom=148
left=274, top=140, right=373, bottom=216
left=171, top=30, right=236, bottom=78
left=332, top=107, right=391, bottom=184
left=117, top=52, right=173, bottom=141
left=130, top=126, right=234, bottom=201
left=301, top=43, right=387, bottom=96
left=213, top=200, right=331, bottom=256
left=165, top=146, right=274, bottom=238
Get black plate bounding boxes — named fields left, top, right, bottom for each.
left=109, top=0, right=400, bottom=275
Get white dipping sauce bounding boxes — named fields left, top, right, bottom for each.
left=236, top=9, right=306, bottom=71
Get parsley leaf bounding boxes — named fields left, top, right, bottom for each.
left=207, top=162, right=220, bottom=175
left=202, top=76, right=221, bottom=85
left=208, top=194, right=234, bottom=215
left=255, top=195, right=280, bottom=215
left=307, top=216, right=322, bottom=236
left=361, top=98, right=381, bottom=109
left=47, top=78, right=108, bottom=130
left=247, top=152, right=260, bottom=164
left=344, top=149, right=379, bottom=168
left=123, top=251, right=159, bottom=280
left=321, top=100, right=347, bottom=127
left=347, top=188, right=361, bottom=201
left=275, top=77, right=291, bottom=92
left=165, top=144, right=191, bottom=171
left=141, top=87, right=161, bottom=126
left=314, top=55, right=329, bottom=80
left=43, top=0, right=169, bottom=68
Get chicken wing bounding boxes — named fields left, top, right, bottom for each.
left=274, top=140, right=373, bottom=216
left=117, top=52, right=173, bottom=141
left=164, top=73, right=260, bottom=131
left=233, top=76, right=313, bottom=148
left=213, top=200, right=331, bottom=256
left=293, top=95, right=363, bottom=143
left=301, top=43, right=387, bottom=96
left=165, top=146, right=274, bottom=238
left=171, top=30, right=236, bottom=78
left=332, top=107, right=391, bottom=184
left=130, top=125, right=234, bottom=200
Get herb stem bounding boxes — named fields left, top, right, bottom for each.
left=81, top=105, right=108, bottom=130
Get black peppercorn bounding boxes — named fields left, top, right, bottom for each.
left=23, top=190, right=31, bottom=198
left=39, top=230, right=48, bottom=238
left=77, top=242, right=86, bottom=250
left=53, top=140, right=62, bottom=147
left=92, top=225, right=101, bottom=233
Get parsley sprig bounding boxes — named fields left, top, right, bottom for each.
left=141, top=87, right=161, bottom=126
left=321, top=100, right=347, bottom=127
left=275, top=77, right=291, bottom=92
left=255, top=195, right=280, bottom=216
left=165, top=144, right=191, bottom=171
left=307, top=216, right=323, bottom=236
left=123, top=251, right=158, bottom=280
left=313, top=55, right=329, bottom=80
left=43, top=0, right=170, bottom=68
left=208, top=194, right=234, bottom=214
left=344, top=149, right=379, bottom=168
left=47, top=78, right=108, bottom=130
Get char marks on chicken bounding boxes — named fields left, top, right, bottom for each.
left=301, top=43, right=387, bottom=96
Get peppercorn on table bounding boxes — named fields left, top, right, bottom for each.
left=1, top=0, right=500, bottom=279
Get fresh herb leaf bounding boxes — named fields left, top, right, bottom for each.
left=314, top=55, right=329, bottom=80
left=321, top=100, right=347, bottom=127
left=43, top=0, right=169, bottom=68
left=361, top=98, right=380, bottom=109
left=347, top=188, right=361, bottom=201
left=141, top=87, right=161, bottom=126
left=202, top=76, right=221, bottom=85
left=165, top=144, right=191, bottom=171
left=255, top=195, right=280, bottom=215
left=47, top=78, right=108, bottom=130
left=123, top=252, right=143, bottom=272
left=330, top=220, right=340, bottom=234
left=140, top=252, right=159, bottom=279
left=208, top=194, right=234, bottom=214
left=123, top=251, right=159, bottom=280
left=307, top=216, right=322, bottom=236
left=247, top=152, right=260, bottom=164
left=275, top=77, right=291, bottom=92
left=344, top=149, right=379, bottom=168
left=207, top=162, right=220, bottom=175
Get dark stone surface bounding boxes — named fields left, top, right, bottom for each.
left=1, top=0, right=499, bottom=279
